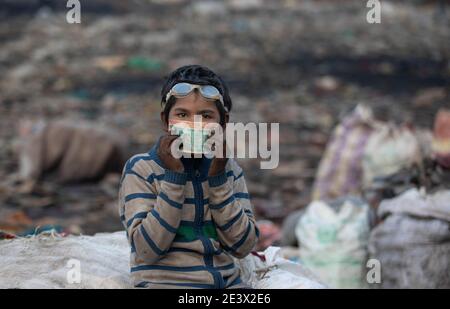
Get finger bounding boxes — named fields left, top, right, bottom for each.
left=161, top=134, right=178, bottom=148
left=165, top=135, right=182, bottom=155
left=166, top=134, right=180, bottom=146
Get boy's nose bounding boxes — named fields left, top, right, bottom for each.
left=187, top=115, right=197, bottom=123
left=188, top=115, right=206, bottom=126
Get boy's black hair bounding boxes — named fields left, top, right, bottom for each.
left=160, top=65, right=232, bottom=125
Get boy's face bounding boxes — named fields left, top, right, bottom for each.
left=161, top=91, right=227, bottom=131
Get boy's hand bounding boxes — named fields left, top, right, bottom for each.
left=209, top=157, right=228, bottom=176
left=158, top=134, right=184, bottom=173
left=208, top=137, right=228, bottom=177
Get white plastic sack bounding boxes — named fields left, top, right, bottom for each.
left=0, top=232, right=325, bottom=289
left=295, top=197, right=370, bottom=288
left=234, top=246, right=326, bottom=289
left=0, top=231, right=132, bottom=289
left=312, top=104, right=379, bottom=200
left=369, top=189, right=450, bottom=288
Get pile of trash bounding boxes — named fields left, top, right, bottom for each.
left=1, top=0, right=448, bottom=236
left=278, top=105, right=450, bottom=288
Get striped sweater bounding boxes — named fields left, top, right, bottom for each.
left=118, top=138, right=259, bottom=289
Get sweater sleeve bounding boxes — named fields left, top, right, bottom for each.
left=119, top=160, right=187, bottom=264
left=207, top=169, right=259, bottom=258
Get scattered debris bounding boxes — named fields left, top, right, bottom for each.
left=256, top=220, right=282, bottom=251
left=432, top=108, right=450, bottom=168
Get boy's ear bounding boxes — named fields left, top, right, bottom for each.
left=222, top=112, right=230, bottom=130
left=160, top=111, right=168, bottom=132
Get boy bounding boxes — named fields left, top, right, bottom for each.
left=118, top=65, right=259, bottom=288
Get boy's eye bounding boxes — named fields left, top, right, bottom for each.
left=202, top=114, right=212, bottom=119
left=177, top=113, right=187, bottom=118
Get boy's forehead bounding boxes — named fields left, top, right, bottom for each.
left=172, top=93, right=218, bottom=112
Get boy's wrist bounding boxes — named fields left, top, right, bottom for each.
left=208, top=171, right=228, bottom=188
left=208, top=158, right=228, bottom=177
left=164, top=169, right=188, bottom=185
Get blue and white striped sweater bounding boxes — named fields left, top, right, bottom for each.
left=118, top=138, right=259, bottom=289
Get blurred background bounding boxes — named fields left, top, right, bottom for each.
left=0, top=0, right=449, bottom=288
